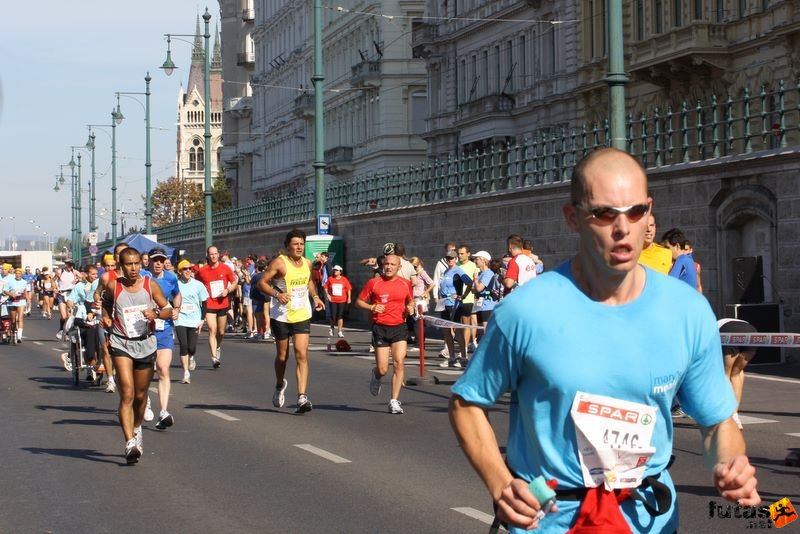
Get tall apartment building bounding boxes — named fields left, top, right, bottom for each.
left=218, top=0, right=257, bottom=205
left=176, top=17, right=224, bottom=190
left=411, top=0, right=579, bottom=156
left=248, top=0, right=427, bottom=196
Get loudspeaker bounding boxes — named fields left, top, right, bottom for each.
left=724, top=303, right=784, bottom=364
left=732, top=256, right=764, bottom=304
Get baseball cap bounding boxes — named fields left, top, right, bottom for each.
left=333, top=265, right=343, bottom=271
left=177, top=259, right=193, bottom=271
left=718, top=318, right=758, bottom=353
left=445, top=250, right=457, bottom=259
left=149, top=247, right=169, bottom=261
left=474, top=250, right=491, bottom=261
left=14, top=267, right=23, bottom=274
left=2, top=263, right=12, bottom=270
left=383, top=242, right=396, bottom=255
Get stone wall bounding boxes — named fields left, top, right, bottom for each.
left=167, top=148, right=800, bottom=360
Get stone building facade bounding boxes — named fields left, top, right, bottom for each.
left=218, top=0, right=256, bottom=206
left=248, top=0, right=428, bottom=196
left=176, top=17, right=224, bottom=190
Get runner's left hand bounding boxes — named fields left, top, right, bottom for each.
left=712, top=455, right=760, bottom=506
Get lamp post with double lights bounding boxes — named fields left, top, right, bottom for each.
left=161, top=8, right=213, bottom=249
left=68, top=148, right=85, bottom=263
left=114, top=73, right=153, bottom=234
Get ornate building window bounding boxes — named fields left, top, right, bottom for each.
left=189, top=138, right=205, bottom=171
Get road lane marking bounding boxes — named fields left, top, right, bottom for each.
left=433, top=370, right=464, bottom=376
left=451, top=507, right=496, bottom=526
left=33, top=341, right=43, bottom=346
left=52, top=348, right=64, bottom=352
left=785, top=433, right=800, bottom=438
left=204, top=410, right=240, bottom=422
left=293, top=444, right=351, bottom=464
left=746, top=373, right=800, bottom=385
left=739, top=415, right=779, bottom=425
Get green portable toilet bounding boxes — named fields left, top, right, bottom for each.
left=305, top=235, right=345, bottom=268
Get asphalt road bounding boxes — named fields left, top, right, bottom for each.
left=1, top=313, right=798, bottom=533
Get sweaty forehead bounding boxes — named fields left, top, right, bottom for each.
left=583, top=157, right=647, bottom=203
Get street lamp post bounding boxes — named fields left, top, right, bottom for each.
left=115, top=72, right=153, bottom=234
left=68, top=149, right=83, bottom=262
left=161, top=8, right=213, bottom=249
left=86, top=122, right=117, bottom=243
left=112, top=97, right=122, bottom=246
left=85, top=131, right=97, bottom=233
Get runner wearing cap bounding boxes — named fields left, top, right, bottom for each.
left=175, top=259, right=209, bottom=384
left=4, top=268, right=27, bottom=342
left=55, top=261, right=77, bottom=340
left=472, top=251, right=502, bottom=346
left=719, top=318, right=759, bottom=430
left=323, top=265, right=352, bottom=338
left=22, top=266, right=36, bottom=317
left=145, top=248, right=182, bottom=430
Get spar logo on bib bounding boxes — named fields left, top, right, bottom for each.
left=576, top=400, right=642, bottom=424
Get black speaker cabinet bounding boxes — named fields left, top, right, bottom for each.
left=723, top=303, right=784, bottom=364
left=732, top=256, right=764, bottom=304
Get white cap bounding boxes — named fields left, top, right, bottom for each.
left=333, top=265, right=343, bottom=271
left=474, top=250, right=491, bottom=261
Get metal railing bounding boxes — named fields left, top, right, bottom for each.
left=91, top=80, right=800, bottom=251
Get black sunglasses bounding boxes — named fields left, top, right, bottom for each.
left=573, top=203, right=650, bottom=224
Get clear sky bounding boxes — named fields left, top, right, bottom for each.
left=1, top=1, right=215, bottom=250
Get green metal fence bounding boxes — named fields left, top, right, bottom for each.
left=92, top=79, right=799, bottom=253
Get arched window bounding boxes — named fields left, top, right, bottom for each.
left=189, top=138, right=205, bottom=171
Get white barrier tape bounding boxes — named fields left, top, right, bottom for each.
left=422, top=315, right=486, bottom=330
left=721, top=332, right=800, bottom=348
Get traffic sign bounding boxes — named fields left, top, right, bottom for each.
left=87, top=232, right=98, bottom=245
left=89, top=245, right=98, bottom=255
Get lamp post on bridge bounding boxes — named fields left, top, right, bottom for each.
left=160, top=8, right=213, bottom=249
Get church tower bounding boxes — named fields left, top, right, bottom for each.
left=176, top=16, right=223, bottom=191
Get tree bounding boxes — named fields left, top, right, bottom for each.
left=149, top=176, right=204, bottom=226
left=212, top=169, right=232, bottom=212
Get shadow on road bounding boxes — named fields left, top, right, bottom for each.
left=52, top=418, right=118, bottom=427
left=35, top=404, right=117, bottom=415
left=20, top=447, right=123, bottom=465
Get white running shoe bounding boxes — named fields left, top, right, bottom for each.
left=328, top=327, right=334, bottom=337
left=369, top=367, right=382, bottom=396
left=273, top=378, right=288, bottom=408
left=133, top=426, right=143, bottom=449
left=181, top=370, right=191, bottom=384
left=105, top=378, right=116, bottom=393
left=189, top=356, right=196, bottom=371
left=125, top=438, right=142, bottom=465
left=295, top=394, right=313, bottom=414
left=388, top=399, right=404, bottom=414
left=60, top=352, right=72, bottom=372
left=144, top=397, right=154, bottom=422
left=338, top=330, right=345, bottom=338
left=438, top=346, right=449, bottom=359
left=56, top=330, right=64, bottom=341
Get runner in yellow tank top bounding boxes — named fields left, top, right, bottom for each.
left=257, top=228, right=325, bottom=413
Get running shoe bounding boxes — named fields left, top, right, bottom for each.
left=55, top=330, right=63, bottom=341
left=439, top=357, right=461, bottom=368
left=144, top=397, right=154, bottom=422
left=105, top=378, right=116, bottom=393
left=125, top=438, right=142, bottom=465
left=263, top=332, right=273, bottom=341
left=86, top=368, right=97, bottom=382
left=328, top=327, right=334, bottom=337
left=133, top=426, right=143, bottom=449
left=295, top=394, right=313, bottom=414
left=438, top=347, right=449, bottom=359
left=388, top=399, right=404, bottom=414
left=338, top=330, right=345, bottom=338
left=216, top=347, right=221, bottom=359
left=60, top=352, right=72, bottom=372
left=189, top=356, right=196, bottom=371
left=369, top=367, right=382, bottom=397
left=458, top=357, right=469, bottom=368
left=273, top=378, right=288, bottom=408
left=732, top=412, right=743, bottom=430
left=212, top=357, right=221, bottom=369
left=248, top=331, right=257, bottom=339
left=181, top=370, right=191, bottom=384
left=670, top=406, right=687, bottom=419
left=369, top=345, right=375, bottom=353
left=155, top=412, right=174, bottom=430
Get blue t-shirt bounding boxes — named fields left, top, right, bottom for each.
left=475, top=269, right=501, bottom=312
left=669, top=254, right=697, bottom=289
left=4, top=278, right=28, bottom=307
left=249, top=272, right=270, bottom=303
left=22, top=273, right=37, bottom=292
left=243, top=264, right=255, bottom=297
left=148, top=270, right=180, bottom=329
left=452, top=262, right=735, bottom=533
left=438, top=266, right=470, bottom=307
left=67, top=282, right=90, bottom=319
left=176, top=278, right=209, bottom=327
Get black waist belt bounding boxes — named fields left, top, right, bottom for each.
left=110, top=331, right=151, bottom=342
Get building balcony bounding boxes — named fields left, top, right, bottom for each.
left=456, top=93, right=515, bottom=124
left=293, top=93, right=314, bottom=119
left=628, top=22, right=730, bottom=86
left=350, top=60, right=381, bottom=88
left=237, top=51, right=255, bottom=66
left=411, top=20, right=437, bottom=58
left=242, top=8, right=255, bottom=21
left=324, top=146, right=354, bottom=175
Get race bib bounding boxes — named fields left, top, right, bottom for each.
left=122, top=304, right=150, bottom=336
left=290, top=286, right=307, bottom=310
left=331, top=284, right=343, bottom=297
left=570, top=391, right=657, bottom=490
left=209, top=280, right=225, bottom=298
left=154, top=318, right=165, bottom=331
left=182, top=302, right=196, bottom=313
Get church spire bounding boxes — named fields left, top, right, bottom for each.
left=192, top=14, right=204, bottom=62
left=212, top=24, right=222, bottom=72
